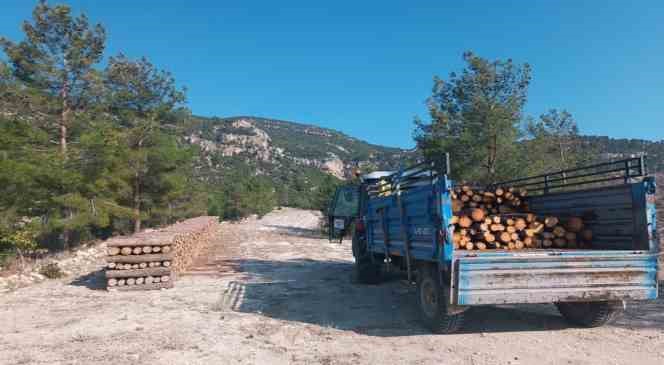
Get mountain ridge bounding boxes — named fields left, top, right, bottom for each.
left=186, top=114, right=664, bottom=177
left=185, top=115, right=410, bottom=180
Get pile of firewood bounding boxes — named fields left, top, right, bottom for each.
left=451, top=186, right=592, bottom=250
left=452, top=185, right=528, bottom=214
left=105, top=217, right=219, bottom=291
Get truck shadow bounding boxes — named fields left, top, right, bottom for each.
left=210, top=257, right=664, bottom=336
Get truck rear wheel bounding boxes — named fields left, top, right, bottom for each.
left=352, top=232, right=382, bottom=284
left=556, top=301, right=622, bottom=327
left=417, top=265, right=464, bottom=334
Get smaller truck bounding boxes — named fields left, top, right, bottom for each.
left=328, top=156, right=659, bottom=333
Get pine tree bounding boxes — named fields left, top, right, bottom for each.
left=524, top=109, right=593, bottom=174
left=103, top=54, right=187, bottom=232
left=415, top=51, right=531, bottom=183
left=0, top=0, right=106, bottom=156
left=313, top=174, right=341, bottom=215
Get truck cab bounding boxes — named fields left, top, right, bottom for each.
left=328, top=171, right=392, bottom=243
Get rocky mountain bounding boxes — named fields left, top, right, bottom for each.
left=182, top=115, right=415, bottom=209
left=185, top=115, right=409, bottom=181
left=184, top=116, right=664, bottom=184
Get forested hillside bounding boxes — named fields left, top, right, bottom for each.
left=212, top=116, right=403, bottom=167
left=0, top=1, right=205, bottom=258
left=580, top=136, right=664, bottom=172
left=185, top=115, right=408, bottom=211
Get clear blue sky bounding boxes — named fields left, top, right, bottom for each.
left=2, top=0, right=663, bottom=148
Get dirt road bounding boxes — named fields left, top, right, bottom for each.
left=1, top=208, right=663, bottom=365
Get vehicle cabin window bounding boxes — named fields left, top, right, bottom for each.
left=333, top=186, right=359, bottom=217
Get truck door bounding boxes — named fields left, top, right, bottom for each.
left=328, top=185, right=360, bottom=242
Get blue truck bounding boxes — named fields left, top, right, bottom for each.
left=328, top=156, right=659, bottom=333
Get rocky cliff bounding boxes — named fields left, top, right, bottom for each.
left=185, top=115, right=408, bottom=181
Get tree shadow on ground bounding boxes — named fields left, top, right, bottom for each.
left=262, top=225, right=325, bottom=240
left=206, top=257, right=658, bottom=336
left=69, top=269, right=106, bottom=290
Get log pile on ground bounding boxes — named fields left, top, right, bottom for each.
left=105, top=217, right=219, bottom=291
left=451, top=186, right=592, bottom=251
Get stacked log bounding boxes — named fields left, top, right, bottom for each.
left=451, top=185, right=528, bottom=215
left=451, top=185, right=592, bottom=251
left=105, top=216, right=219, bottom=291
left=162, top=217, right=219, bottom=273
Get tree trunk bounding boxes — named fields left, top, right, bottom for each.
left=559, top=138, right=569, bottom=183
left=59, top=120, right=68, bottom=155
left=133, top=173, right=141, bottom=233
left=60, top=83, right=72, bottom=247
left=60, top=72, right=71, bottom=157
left=486, top=131, right=498, bottom=182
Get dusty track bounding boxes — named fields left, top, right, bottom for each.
left=1, top=208, right=663, bottom=365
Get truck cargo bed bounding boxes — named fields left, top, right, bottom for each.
left=451, top=178, right=659, bottom=305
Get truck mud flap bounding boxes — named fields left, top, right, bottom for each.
left=454, top=251, right=659, bottom=305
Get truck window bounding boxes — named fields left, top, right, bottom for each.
left=332, top=185, right=359, bottom=217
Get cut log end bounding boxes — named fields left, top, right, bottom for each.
left=544, top=216, right=559, bottom=228
left=471, top=208, right=486, bottom=222
left=458, top=216, right=473, bottom=228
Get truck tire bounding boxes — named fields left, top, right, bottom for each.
left=417, top=265, right=464, bottom=334
left=352, top=232, right=382, bottom=284
left=555, top=301, right=622, bottom=327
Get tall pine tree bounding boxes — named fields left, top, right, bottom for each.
left=415, top=52, right=531, bottom=183
left=103, top=54, right=188, bottom=232
left=523, top=109, right=592, bottom=174
left=0, top=0, right=105, bottom=156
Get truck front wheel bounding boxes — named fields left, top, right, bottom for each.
left=417, top=265, right=464, bottom=334
left=556, top=301, right=623, bottom=327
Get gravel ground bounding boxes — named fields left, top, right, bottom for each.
left=1, top=207, right=663, bottom=365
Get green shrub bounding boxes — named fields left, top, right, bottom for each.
left=39, top=262, right=64, bottom=279
left=0, top=249, right=16, bottom=270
